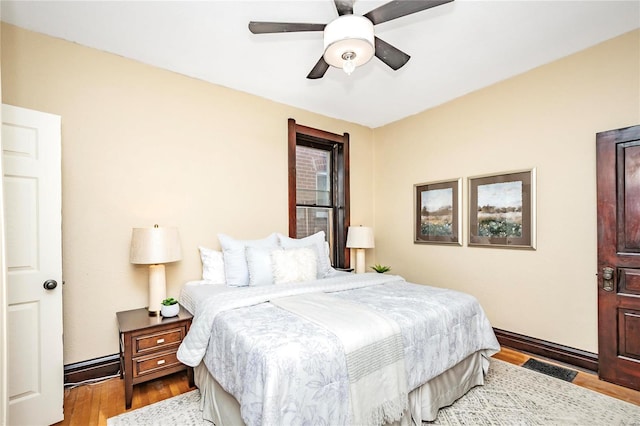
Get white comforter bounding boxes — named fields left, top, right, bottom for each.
left=177, top=274, right=500, bottom=426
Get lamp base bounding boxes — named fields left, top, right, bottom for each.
left=354, top=248, right=366, bottom=274
left=148, top=264, right=167, bottom=316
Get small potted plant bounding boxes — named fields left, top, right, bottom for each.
left=160, top=297, right=179, bottom=317
left=371, top=264, right=391, bottom=273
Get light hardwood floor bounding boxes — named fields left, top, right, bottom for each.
left=53, top=347, right=640, bottom=426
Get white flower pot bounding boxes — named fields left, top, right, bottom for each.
left=161, top=303, right=179, bottom=318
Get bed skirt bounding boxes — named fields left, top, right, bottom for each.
left=194, top=351, right=489, bottom=426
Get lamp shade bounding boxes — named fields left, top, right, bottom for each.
left=130, top=225, right=182, bottom=265
left=323, top=15, right=374, bottom=70
left=346, top=226, right=374, bottom=249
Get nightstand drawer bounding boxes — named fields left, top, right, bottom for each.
left=134, top=350, right=181, bottom=377
left=134, top=326, right=186, bottom=355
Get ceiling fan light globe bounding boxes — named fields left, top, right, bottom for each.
left=343, top=58, right=356, bottom=75
left=323, top=15, right=374, bottom=70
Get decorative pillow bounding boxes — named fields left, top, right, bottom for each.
left=277, top=231, right=331, bottom=278
left=246, top=246, right=280, bottom=287
left=272, top=247, right=317, bottom=284
left=323, top=241, right=339, bottom=275
left=218, top=233, right=279, bottom=287
left=198, top=246, right=226, bottom=284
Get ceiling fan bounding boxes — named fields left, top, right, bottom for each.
left=248, top=0, right=454, bottom=79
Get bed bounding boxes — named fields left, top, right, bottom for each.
left=176, top=233, right=500, bottom=426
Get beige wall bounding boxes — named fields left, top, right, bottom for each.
left=2, top=21, right=638, bottom=363
left=0, top=24, right=374, bottom=363
left=374, top=29, right=640, bottom=353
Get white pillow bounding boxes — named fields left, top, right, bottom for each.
left=198, top=246, right=226, bottom=284
left=277, top=231, right=331, bottom=278
left=272, top=247, right=317, bottom=284
left=219, top=233, right=278, bottom=287
left=245, top=246, right=279, bottom=287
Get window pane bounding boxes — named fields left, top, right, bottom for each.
left=296, top=207, right=334, bottom=264
left=296, top=146, right=331, bottom=206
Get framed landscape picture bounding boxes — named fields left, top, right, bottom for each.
left=414, top=178, right=462, bottom=245
left=468, top=169, right=536, bottom=249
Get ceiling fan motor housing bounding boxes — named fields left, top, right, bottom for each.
left=323, top=15, right=375, bottom=69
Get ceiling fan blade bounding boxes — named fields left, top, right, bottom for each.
left=374, top=37, right=410, bottom=70
left=307, top=56, right=330, bottom=79
left=334, top=0, right=354, bottom=15
left=249, top=21, right=326, bottom=34
left=364, top=0, right=453, bottom=25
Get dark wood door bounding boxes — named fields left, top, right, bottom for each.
left=597, top=124, right=640, bottom=391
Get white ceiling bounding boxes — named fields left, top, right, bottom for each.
left=2, top=1, right=639, bottom=128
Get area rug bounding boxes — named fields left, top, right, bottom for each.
left=107, top=359, right=640, bottom=425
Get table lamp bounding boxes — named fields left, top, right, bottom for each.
left=346, top=226, right=374, bottom=274
left=130, top=224, right=182, bottom=316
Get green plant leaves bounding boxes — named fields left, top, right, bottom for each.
left=370, top=264, right=391, bottom=273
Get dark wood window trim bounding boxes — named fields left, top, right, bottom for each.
left=288, top=118, right=350, bottom=268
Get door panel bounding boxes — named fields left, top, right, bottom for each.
left=4, top=176, right=38, bottom=269
left=622, top=144, right=640, bottom=251
left=619, top=268, right=640, bottom=294
left=7, top=303, right=40, bottom=399
left=597, top=124, right=640, bottom=391
left=618, top=309, right=640, bottom=357
left=3, top=104, right=63, bottom=425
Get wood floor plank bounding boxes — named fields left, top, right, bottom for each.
left=52, top=348, right=640, bottom=425
left=69, top=384, right=93, bottom=426
left=168, top=373, right=191, bottom=397
left=573, top=371, right=640, bottom=406
left=94, top=378, right=112, bottom=426
left=104, top=376, right=122, bottom=425
left=59, top=387, right=76, bottom=426
left=491, top=347, right=528, bottom=365
left=87, top=381, right=103, bottom=425
left=131, top=385, right=148, bottom=411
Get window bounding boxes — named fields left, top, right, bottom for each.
left=288, top=119, right=350, bottom=268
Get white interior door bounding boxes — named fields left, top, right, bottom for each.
left=3, top=104, right=63, bottom=425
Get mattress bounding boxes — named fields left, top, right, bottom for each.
left=179, top=280, right=227, bottom=315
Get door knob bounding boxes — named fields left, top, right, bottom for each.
left=43, top=279, right=58, bottom=290
left=602, top=267, right=614, bottom=292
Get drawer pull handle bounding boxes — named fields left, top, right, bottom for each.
left=157, top=359, right=165, bottom=365
left=157, top=338, right=165, bottom=344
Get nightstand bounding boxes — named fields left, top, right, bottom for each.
left=116, top=306, right=195, bottom=409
